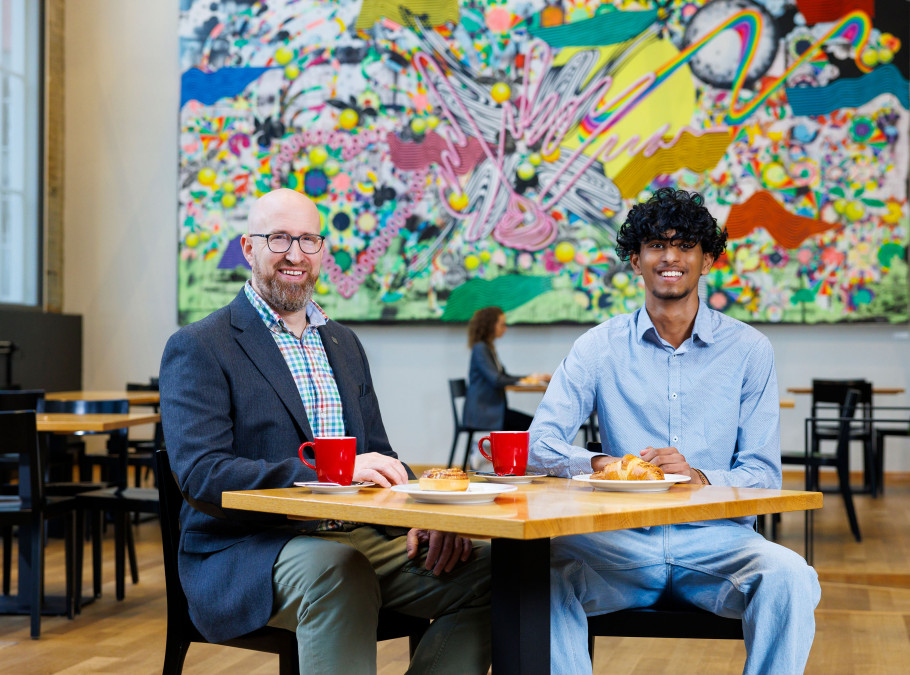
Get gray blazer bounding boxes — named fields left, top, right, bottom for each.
left=462, top=342, right=523, bottom=430
left=159, top=290, right=406, bottom=643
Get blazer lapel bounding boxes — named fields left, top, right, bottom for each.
left=229, top=292, right=314, bottom=440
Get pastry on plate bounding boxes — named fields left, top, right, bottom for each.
left=591, top=455, right=664, bottom=481
left=419, top=467, right=470, bottom=491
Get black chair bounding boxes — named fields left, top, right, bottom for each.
left=584, top=442, right=744, bottom=654
left=0, top=389, right=46, bottom=499
left=870, top=405, right=910, bottom=496
left=797, top=389, right=863, bottom=544
left=0, top=410, right=78, bottom=638
left=155, top=449, right=429, bottom=674
left=125, top=380, right=163, bottom=489
left=1, top=390, right=48, bottom=599
left=446, top=378, right=490, bottom=470
left=807, top=380, right=876, bottom=495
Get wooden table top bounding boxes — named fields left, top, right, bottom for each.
left=46, top=390, right=160, bottom=405
left=505, top=383, right=548, bottom=393
left=223, top=478, right=822, bottom=540
left=786, top=387, right=905, bottom=395
left=36, top=412, right=161, bottom=433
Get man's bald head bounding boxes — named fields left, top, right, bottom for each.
left=247, top=188, right=320, bottom=235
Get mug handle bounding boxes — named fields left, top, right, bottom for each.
left=298, top=441, right=317, bottom=470
left=478, top=436, right=493, bottom=462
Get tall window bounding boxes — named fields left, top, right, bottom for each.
left=0, top=0, right=40, bottom=306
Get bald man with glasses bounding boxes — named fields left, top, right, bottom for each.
left=160, top=188, right=491, bottom=674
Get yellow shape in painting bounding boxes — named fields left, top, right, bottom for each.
left=356, top=0, right=459, bottom=30
left=554, top=241, right=575, bottom=263
left=558, top=40, right=696, bottom=180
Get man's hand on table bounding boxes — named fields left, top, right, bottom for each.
left=640, top=446, right=701, bottom=484
left=352, top=452, right=409, bottom=487
left=406, top=529, right=474, bottom=575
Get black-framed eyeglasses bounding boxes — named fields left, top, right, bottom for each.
left=249, top=233, right=326, bottom=254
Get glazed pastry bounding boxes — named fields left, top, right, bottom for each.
left=591, top=454, right=665, bottom=481
left=418, top=467, right=470, bottom=491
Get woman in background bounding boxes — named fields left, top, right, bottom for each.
left=463, top=306, right=549, bottom=432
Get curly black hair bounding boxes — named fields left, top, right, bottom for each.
left=615, top=187, right=727, bottom=261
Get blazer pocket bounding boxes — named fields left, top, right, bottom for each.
left=183, top=530, right=250, bottom=555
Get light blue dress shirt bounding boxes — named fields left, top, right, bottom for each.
left=529, top=301, right=782, bottom=489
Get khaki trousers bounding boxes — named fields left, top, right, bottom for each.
left=267, top=526, right=491, bottom=674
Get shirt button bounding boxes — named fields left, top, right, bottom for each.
left=671, top=393, right=677, bottom=399
left=672, top=436, right=678, bottom=442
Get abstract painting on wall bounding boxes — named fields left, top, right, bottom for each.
left=177, top=0, right=909, bottom=324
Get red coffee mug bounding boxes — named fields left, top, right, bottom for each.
left=298, top=436, right=356, bottom=485
left=478, top=431, right=529, bottom=476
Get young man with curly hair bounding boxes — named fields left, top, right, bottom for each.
left=528, top=188, right=820, bottom=674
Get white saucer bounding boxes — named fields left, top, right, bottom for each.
left=391, top=483, right=517, bottom=504
left=294, top=481, right=375, bottom=494
left=571, top=474, right=691, bottom=492
left=472, top=472, right=547, bottom=484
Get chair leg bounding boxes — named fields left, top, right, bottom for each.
left=115, top=512, right=126, bottom=601
left=837, top=457, right=862, bottom=542
left=162, top=638, right=191, bottom=675
left=64, top=512, right=75, bottom=620
left=461, top=432, right=475, bottom=471
left=277, top=644, right=300, bottom=675
left=126, top=520, right=139, bottom=584
left=2, top=525, right=11, bottom=595
left=446, top=431, right=460, bottom=469
left=862, top=436, right=877, bottom=497
left=875, top=429, right=886, bottom=497
left=29, top=517, right=43, bottom=639
left=74, top=508, right=84, bottom=613
left=92, top=509, right=103, bottom=599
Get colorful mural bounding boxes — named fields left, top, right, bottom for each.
left=177, top=0, right=909, bottom=324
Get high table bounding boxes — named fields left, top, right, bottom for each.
left=46, top=390, right=161, bottom=406
left=223, top=478, right=821, bottom=674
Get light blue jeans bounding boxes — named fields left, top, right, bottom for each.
left=550, top=522, right=821, bottom=675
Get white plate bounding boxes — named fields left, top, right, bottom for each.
left=472, top=472, right=547, bottom=484
left=572, top=473, right=691, bottom=492
left=293, top=481, right=375, bottom=494
left=391, top=483, right=518, bottom=504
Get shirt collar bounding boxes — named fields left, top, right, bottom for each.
left=634, top=300, right=715, bottom=347
left=243, top=280, right=329, bottom=335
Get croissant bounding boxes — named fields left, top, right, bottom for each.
left=592, top=454, right=665, bottom=481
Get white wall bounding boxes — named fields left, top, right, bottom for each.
left=62, top=1, right=910, bottom=470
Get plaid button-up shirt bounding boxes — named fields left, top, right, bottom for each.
left=244, top=282, right=351, bottom=531
left=244, top=282, right=345, bottom=437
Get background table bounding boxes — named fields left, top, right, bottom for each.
left=46, top=390, right=161, bottom=406
left=786, top=386, right=905, bottom=396
left=224, top=478, right=821, bottom=674
left=36, top=412, right=160, bottom=434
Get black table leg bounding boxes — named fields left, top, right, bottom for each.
left=492, top=538, right=550, bottom=675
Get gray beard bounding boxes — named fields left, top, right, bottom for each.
left=259, top=274, right=314, bottom=313
left=252, top=258, right=315, bottom=313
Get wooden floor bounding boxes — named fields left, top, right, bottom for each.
left=2, top=471, right=909, bottom=674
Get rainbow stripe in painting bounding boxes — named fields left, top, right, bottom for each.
left=579, top=9, right=872, bottom=138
